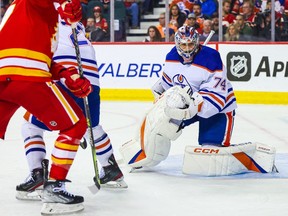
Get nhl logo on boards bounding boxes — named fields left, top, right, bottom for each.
left=227, top=52, right=251, bottom=81
left=230, top=56, right=247, bottom=78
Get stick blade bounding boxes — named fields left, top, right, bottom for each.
left=88, top=184, right=100, bottom=194
left=88, top=176, right=101, bottom=194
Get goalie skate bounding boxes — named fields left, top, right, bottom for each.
left=100, top=154, right=128, bottom=189
left=41, top=180, right=84, bottom=215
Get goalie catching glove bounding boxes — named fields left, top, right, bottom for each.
left=60, top=67, right=92, bottom=98
left=57, top=0, right=82, bottom=25
left=164, top=86, right=203, bottom=120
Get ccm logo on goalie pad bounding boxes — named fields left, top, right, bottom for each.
left=193, top=147, right=267, bottom=172
left=194, top=148, right=220, bottom=154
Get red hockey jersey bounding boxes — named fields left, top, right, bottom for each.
left=0, top=0, right=59, bottom=81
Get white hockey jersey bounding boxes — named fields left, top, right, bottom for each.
left=161, top=45, right=237, bottom=119
left=53, top=19, right=100, bottom=86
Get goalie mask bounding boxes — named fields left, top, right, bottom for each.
left=175, top=26, right=199, bottom=64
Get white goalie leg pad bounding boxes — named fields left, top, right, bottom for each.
left=120, top=87, right=183, bottom=168
left=182, top=142, right=276, bottom=176
left=120, top=134, right=171, bottom=168
left=41, top=203, right=84, bottom=215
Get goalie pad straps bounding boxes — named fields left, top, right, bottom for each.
left=182, top=142, right=276, bottom=176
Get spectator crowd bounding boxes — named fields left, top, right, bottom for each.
left=1, top=0, right=287, bottom=42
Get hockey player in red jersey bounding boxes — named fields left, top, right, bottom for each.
left=16, top=18, right=127, bottom=201
left=0, top=0, right=91, bottom=214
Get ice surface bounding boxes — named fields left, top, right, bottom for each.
left=0, top=102, right=287, bottom=216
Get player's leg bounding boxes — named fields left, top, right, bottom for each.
left=120, top=87, right=184, bottom=169
left=183, top=111, right=276, bottom=176
left=81, top=86, right=126, bottom=187
left=198, top=110, right=235, bottom=146
left=55, top=44, right=126, bottom=186
left=92, top=125, right=127, bottom=187
left=59, top=82, right=126, bottom=185
left=1, top=84, right=47, bottom=200
left=183, top=111, right=235, bottom=175
left=16, top=117, right=47, bottom=200
left=19, top=81, right=87, bottom=212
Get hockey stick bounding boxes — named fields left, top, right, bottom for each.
left=71, top=25, right=101, bottom=192
left=203, top=30, right=215, bottom=46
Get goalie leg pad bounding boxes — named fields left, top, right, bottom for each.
left=120, top=132, right=171, bottom=168
left=182, top=142, right=276, bottom=176
left=120, top=88, right=186, bottom=168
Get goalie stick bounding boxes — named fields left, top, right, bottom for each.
left=203, top=30, right=215, bottom=46
left=71, top=25, right=101, bottom=193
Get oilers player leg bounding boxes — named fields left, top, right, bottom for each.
left=197, top=111, right=235, bottom=147
left=85, top=87, right=126, bottom=188
left=89, top=125, right=127, bottom=188
left=182, top=111, right=276, bottom=176
left=60, top=83, right=127, bottom=188
left=16, top=119, right=47, bottom=201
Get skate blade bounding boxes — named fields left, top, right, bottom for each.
left=16, top=189, right=43, bottom=201
left=129, top=166, right=143, bottom=173
left=101, top=179, right=128, bottom=189
left=41, top=202, right=84, bottom=215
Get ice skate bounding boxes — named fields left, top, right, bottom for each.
left=16, top=168, right=44, bottom=201
left=99, top=154, right=128, bottom=188
left=41, top=180, right=84, bottom=215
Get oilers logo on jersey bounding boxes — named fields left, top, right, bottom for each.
left=172, top=74, right=191, bottom=89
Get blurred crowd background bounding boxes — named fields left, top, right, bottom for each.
left=1, top=0, right=288, bottom=42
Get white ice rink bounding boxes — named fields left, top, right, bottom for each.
left=0, top=102, right=288, bottom=216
